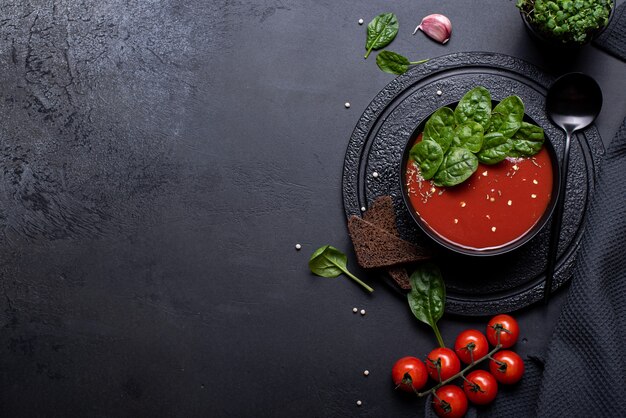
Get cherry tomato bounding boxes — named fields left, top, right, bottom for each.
left=463, top=370, right=498, bottom=405
left=486, top=314, right=520, bottom=348
left=426, top=347, right=461, bottom=382
left=454, top=329, right=489, bottom=364
left=489, top=350, right=525, bottom=384
left=391, top=356, right=428, bottom=392
left=432, top=385, right=468, bottom=418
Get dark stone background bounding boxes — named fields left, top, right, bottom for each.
left=0, top=1, right=623, bottom=416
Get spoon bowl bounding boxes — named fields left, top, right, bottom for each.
left=546, top=73, right=603, bottom=134
left=543, top=73, right=602, bottom=303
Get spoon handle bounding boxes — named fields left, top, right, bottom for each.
left=544, top=130, right=573, bottom=304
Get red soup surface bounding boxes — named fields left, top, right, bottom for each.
left=405, top=147, right=554, bottom=251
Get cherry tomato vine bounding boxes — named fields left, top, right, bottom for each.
left=395, top=265, right=525, bottom=417
left=413, top=328, right=505, bottom=398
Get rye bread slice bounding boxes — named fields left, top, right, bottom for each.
left=387, top=267, right=412, bottom=290
left=347, top=215, right=431, bottom=268
left=363, top=196, right=399, bottom=237
left=363, top=196, right=413, bottom=290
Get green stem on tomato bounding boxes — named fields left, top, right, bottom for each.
left=416, top=342, right=502, bottom=398
left=341, top=267, right=374, bottom=293
left=488, top=354, right=505, bottom=366
left=487, top=332, right=505, bottom=364
left=460, top=374, right=472, bottom=384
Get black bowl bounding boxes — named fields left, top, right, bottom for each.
left=400, top=101, right=561, bottom=257
left=519, top=4, right=614, bottom=49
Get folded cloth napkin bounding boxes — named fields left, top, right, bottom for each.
left=534, top=118, right=626, bottom=415
left=593, top=2, right=626, bottom=61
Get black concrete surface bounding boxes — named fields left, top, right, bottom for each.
left=0, top=1, right=624, bottom=417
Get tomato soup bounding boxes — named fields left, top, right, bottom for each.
left=405, top=148, right=554, bottom=251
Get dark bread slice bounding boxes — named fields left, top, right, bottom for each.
left=387, top=267, right=411, bottom=290
left=363, top=196, right=413, bottom=290
left=363, top=196, right=399, bottom=237
left=348, top=215, right=431, bottom=268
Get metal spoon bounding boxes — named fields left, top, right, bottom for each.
left=544, top=73, right=602, bottom=304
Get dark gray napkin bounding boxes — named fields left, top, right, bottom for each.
left=533, top=119, right=626, bottom=415
left=538, top=6, right=626, bottom=413
left=593, top=2, right=626, bottom=61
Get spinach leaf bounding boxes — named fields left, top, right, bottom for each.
left=407, top=263, right=446, bottom=348
left=309, top=245, right=373, bottom=293
left=365, top=13, right=399, bottom=59
left=488, top=96, right=525, bottom=137
left=424, top=107, right=455, bottom=153
left=433, top=147, right=478, bottom=187
left=477, top=132, right=512, bottom=165
left=509, top=122, right=545, bottom=157
left=409, top=140, right=444, bottom=180
left=376, top=50, right=428, bottom=75
left=452, top=121, right=484, bottom=153
left=454, top=86, right=492, bottom=127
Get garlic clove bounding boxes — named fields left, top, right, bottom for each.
left=413, top=14, right=452, bottom=44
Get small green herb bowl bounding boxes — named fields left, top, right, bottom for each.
left=519, top=1, right=614, bottom=48
left=399, top=101, right=561, bottom=257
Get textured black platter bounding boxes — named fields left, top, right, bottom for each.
left=342, top=52, right=604, bottom=316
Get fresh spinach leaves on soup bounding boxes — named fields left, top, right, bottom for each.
left=408, top=87, right=545, bottom=187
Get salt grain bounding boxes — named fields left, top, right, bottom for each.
left=360, top=206, right=366, bottom=212
left=358, top=18, right=364, bottom=25
left=372, top=171, right=379, bottom=178
left=491, top=226, right=497, bottom=232
left=436, top=90, right=443, bottom=96
left=507, top=200, right=512, bottom=206
left=356, top=400, right=362, bottom=406
left=295, top=244, right=302, bottom=250
left=363, top=370, right=370, bottom=376
left=353, top=307, right=358, bottom=313
left=360, top=309, right=366, bottom=315
left=345, top=102, right=351, bottom=109
left=531, top=194, right=537, bottom=199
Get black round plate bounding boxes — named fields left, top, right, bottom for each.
left=342, top=52, right=603, bottom=316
